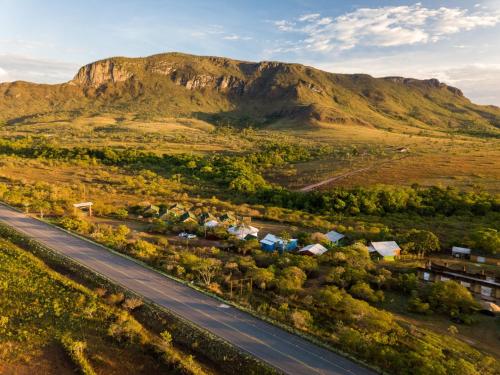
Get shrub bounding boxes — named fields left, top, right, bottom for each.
left=275, top=266, right=306, bottom=295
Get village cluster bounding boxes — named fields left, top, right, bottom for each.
left=137, top=202, right=403, bottom=260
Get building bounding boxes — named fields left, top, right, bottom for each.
left=451, top=246, right=471, bottom=259
left=142, top=204, right=160, bottom=217
left=418, top=263, right=500, bottom=302
left=325, top=230, right=345, bottom=245
left=367, top=241, right=401, bottom=261
left=219, top=212, right=237, bottom=225
left=179, top=211, right=198, bottom=224
left=199, top=212, right=217, bottom=225
left=227, top=225, right=259, bottom=240
left=73, top=202, right=93, bottom=216
left=166, top=203, right=186, bottom=217
left=299, top=243, right=328, bottom=256
left=260, top=233, right=298, bottom=252
left=203, top=220, right=219, bottom=228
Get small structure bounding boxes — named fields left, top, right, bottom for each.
left=142, top=204, right=160, bottom=217
left=166, top=203, right=186, bottom=217
left=299, top=243, right=328, bottom=256
left=179, top=211, right=198, bottom=224
left=228, top=225, right=259, bottom=241
left=203, top=220, right=219, bottom=228
left=73, top=202, right=93, bottom=216
left=260, top=233, right=298, bottom=253
left=397, top=147, right=409, bottom=153
left=368, top=241, right=401, bottom=261
left=452, top=246, right=471, bottom=259
left=199, top=212, right=216, bottom=225
left=219, top=212, right=237, bottom=225
left=325, top=230, right=345, bottom=245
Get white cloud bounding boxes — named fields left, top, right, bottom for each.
left=223, top=34, right=252, bottom=41
left=312, top=53, right=500, bottom=106
left=0, top=55, right=79, bottom=84
left=275, top=3, right=500, bottom=52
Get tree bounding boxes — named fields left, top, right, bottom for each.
left=349, top=282, right=384, bottom=303
left=315, top=286, right=344, bottom=308
left=193, top=258, right=222, bottom=286
left=130, top=240, right=158, bottom=259
left=246, top=267, right=275, bottom=290
left=472, top=228, right=500, bottom=255
left=275, top=266, right=306, bottom=295
left=423, top=281, right=479, bottom=317
left=401, top=229, right=440, bottom=256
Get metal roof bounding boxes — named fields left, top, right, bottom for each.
left=299, top=243, right=328, bottom=256
left=325, top=230, right=345, bottom=243
left=368, top=241, right=400, bottom=257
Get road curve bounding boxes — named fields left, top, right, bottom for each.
left=0, top=203, right=375, bottom=375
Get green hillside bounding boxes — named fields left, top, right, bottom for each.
left=1, top=52, right=499, bottom=136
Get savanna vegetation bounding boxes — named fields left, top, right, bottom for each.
left=0, top=238, right=205, bottom=375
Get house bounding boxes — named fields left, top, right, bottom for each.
left=142, top=204, right=160, bottom=217
left=199, top=212, right=216, bottom=225
left=325, top=230, right=345, bottom=245
left=166, top=203, right=186, bottom=217
left=227, top=225, right=259, bottom=240
left=203, top=219, right=219, bottom=228
left=367, top=241, right=401, bottom=261
left=452, top=246, right=471, bottom=259
left=179, top=211, right=198, bottom=224
left=219, top=212, right=237, bottom=225
left=299, top=243, right=328, bottom=256
left=260, top=233, right=298, bottom=252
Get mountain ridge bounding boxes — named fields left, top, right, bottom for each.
left=1, top=52, right=499, bottom=135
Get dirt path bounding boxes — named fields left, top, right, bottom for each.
left=298, top=154, right=409, bottom=192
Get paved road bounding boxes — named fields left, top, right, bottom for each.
left=0, top=203, right=375, bottom=375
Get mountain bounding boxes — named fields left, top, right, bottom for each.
left=1, top=52, right=499, bottom=135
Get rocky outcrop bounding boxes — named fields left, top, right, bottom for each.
left=383, top=76, right=463, bottom=96
left=72, top=60, right=133, bottom=87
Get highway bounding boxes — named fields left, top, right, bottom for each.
left=0, top=203, right=375, bottom=375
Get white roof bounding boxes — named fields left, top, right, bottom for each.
left=325, top=230, right=345, bottom=243
left=228, top=225, right=259, bottom=240
left=368, top=241, right=400, bottom=257
left=204, top=220, right=219, bottom=228
left=299, top=243, right=328, bottom=256
left=73, top=202, right=93, bottom=208
left=452, top=246, right=471, bottom=254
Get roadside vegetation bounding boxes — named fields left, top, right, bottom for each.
left=0, top=238, right=205, bottom=375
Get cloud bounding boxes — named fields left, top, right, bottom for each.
left=0, top=55, right=80, bottom=84
left=274, top=3, right=500, bottom=52
left=311, top=53, right=500, bottom=106
left=222, top=34, right=252, bottom=41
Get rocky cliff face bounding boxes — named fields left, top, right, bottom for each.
left=72, top=60, right=133, bottom=87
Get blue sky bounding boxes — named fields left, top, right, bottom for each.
left=1, top=0, right=500, bottom=104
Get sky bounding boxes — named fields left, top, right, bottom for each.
left=1, top=0, right=500, bottom=105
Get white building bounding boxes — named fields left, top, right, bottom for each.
left=367, top=241, right=401, bottom=260
left=228, top=225, right=259, bottom=240
left=451, top=246, right=471, bottom=258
